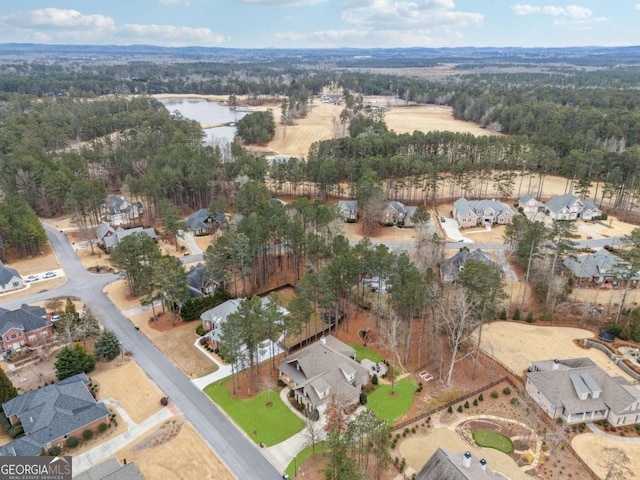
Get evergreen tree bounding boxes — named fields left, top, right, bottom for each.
left=94, top=330, right=121, bottom=361
left=54, top=343, right=95, bottom=380
left=0, top=367, right=17, bottom=403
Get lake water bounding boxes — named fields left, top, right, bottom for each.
left=158, top=98, right=250, bottom=145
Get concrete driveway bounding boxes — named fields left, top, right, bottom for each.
left=440, top=217, right=473, bottom=243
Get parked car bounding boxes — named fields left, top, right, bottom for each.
left=43, top=271, right=57, bottom=279
left=25, top=274, right=39, bottom=282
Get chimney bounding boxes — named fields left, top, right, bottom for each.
left=553, top=359, right=560, bottom=370
left=480, top=459, right=487, bottom=471
left=320, top=335, right=326, bottom=345
left=462, top=451, right=472, bottom=468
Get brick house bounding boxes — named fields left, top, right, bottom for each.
left=0, top=373, right=110, bottom=456
left=0, top=304, right=54, bottom=356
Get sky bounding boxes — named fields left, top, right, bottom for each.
left=0, top=1, right=639, bottom=49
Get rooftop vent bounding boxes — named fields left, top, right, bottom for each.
left=462, top=451, right=472, bottom=468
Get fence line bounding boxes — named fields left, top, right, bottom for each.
left=583, top=339, right=640, bottom=382
left=393, top=376, right=508, bottom=431
left=563, top=442, right=600, bottom=480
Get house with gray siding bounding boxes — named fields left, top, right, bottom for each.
left=526, top=358, right=640, bottom=426
left=544, top=194, right=601, bottom=221
left=0, top=263, right=24, bottom=294
left=452, top=198, right=514, bottom=228
left=278, top=336, right=369, bottom=413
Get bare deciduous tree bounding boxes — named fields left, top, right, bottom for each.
left=600, top=447, right=632, bottom=480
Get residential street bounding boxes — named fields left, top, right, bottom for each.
left=0, top=224, right=282, bottom=480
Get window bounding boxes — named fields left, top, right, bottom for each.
left=12, top=281, right=19, bottom=287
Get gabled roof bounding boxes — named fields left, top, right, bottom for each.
left=104, top=195, right=126, bottom=213
left=337, top=200, right=358, bottom=210
left=96, top=222, right=116, bottom=241
left=519, top=193, right=544, bottom=205
left=102, top=226, right=157, bottom=249
left=417, top=448, right=501, bottom=480
left=185, top=208, right=226, bottom=230
left=441, top=248, right=496, bottom=283
left=454, top=198, right=514, bottom=218
left=383, top=201, right=407, bottom=214
left=0, top=304, right=49, bottom=337
left=278, top=336, right=368, bottom=407
left=545, top=194, right=600, bottom=214
left=527, top=358, right=640, bottom=416
left=0, top=262, right=21, bottom=286
left=187, top=263, right=217, bottom=298
left=0, top=374, right=109, bottom=456
left=563, top=249, right=635, bottom=280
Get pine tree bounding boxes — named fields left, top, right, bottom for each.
left=0, top=367, right=17, bottom=403
left=94, top=330, right=121, bottom=361
left=54, top=343, right=95, bottom=380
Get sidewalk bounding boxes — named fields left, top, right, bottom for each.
left=587, top=422, right=640, bottom=444
left=73, top=400, right=176, bottom=474
left=190, top=339, right=233, bottom=389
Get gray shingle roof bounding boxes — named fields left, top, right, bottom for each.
left=0, top=262, right=21, bottom=287
left=454, top=198, right=514, bottom=219
left=185, top=208, right=226, bottom=231
left=528, top=358, right=640, bottom=416
left=441, top=249, right=496, bottom=283
left=278, top=336, right=368, bottom=407
left=545, top=194, right=600, bottom=215
left=417, top=448, right=501, bottom=480
left=563, top=249, right=635, bottom=280
left=96, top=222, right=116, bottom=241
left=74, top=458, right=145, bottom=480
left=187, top=263, right=217, bottom=298
left=0, top=374, right=110, bottom=456
left=0, top=304, right=48, bottom=338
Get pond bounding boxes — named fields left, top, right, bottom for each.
left=158, top=97, right=251, bottom=145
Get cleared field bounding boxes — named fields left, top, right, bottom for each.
left=571, top=433, right=640, bottom=479
left=384, top=104, right=495, bottom=136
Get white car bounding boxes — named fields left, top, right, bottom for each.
left=43, top=271, right=57, bottom=279
left=25, top=274, right=39, bottom=282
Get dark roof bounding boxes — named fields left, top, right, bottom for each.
left=563, top=249, right=632, bottom=280
left=75, top=458, right=145, bottom=480
left=0, top=304, right=49, bottom=337
left=0, top=262, right=21, bottom=286
left=417, top=448, right=501, bottom=480
left=545, top=194, right=600, bottom=214
left=454, top=198, right=514, bottom=218
left=186, top=263, right=217, bottom=298
left=185, top=208, right=226, bottom=230
left=441, top=249, right=495, bottom=283
left=0, top=374, right=110, bottom=456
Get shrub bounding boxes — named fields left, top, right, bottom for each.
left=464, top=401, right=469, bottom=409
left=277, top=379, right=287, bottom=387
left=160, top=397, right=168, bottom=406
left=510, top=397, right=519, bottom=405
left=503, top=387, right=511, bottom=395
left=447, top=405, right=453, bottom=414
left=512, top=308, right=521, bottom=320
left=499, top=309, right=507, bottom=320
left=48, top=446, right=62, bottom=456
left=310, top=408, right=320, bottom=421
left=525, top=312, right=535, bottom=323
left=490, top=390, right=499, bottom=399
left=479, top=394, right=484, bottom=401
left=195, top=325, right=206, bottom=336
left=66, top=436, right=79, bottom=448
left=199, top=337, right=208, bottom=346
left=457, top=405, right=463, bottom=413
left=288, top=389, right=295, bottom=398
left=538, top=310, right=552, bottom=322
left=8, top=425, right=23, bottom=438
left=372, top=374, right=378, bottom=385
left=473, top=399, right=478, bottom=406
left=360, top=393, right=368, bottom=405
left=98, top=423, right=108, bottom=433
left=82, top=429, right=94, bottom=440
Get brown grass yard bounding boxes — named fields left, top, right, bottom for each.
left=114, top=417, right=234, bottom=480
left=92, top=360, right=165, bottom=424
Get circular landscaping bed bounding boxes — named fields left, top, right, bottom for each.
left=472, top=429, right=514, bottom=454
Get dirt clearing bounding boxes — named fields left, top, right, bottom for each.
left=571, top=433, right=640, bottom=478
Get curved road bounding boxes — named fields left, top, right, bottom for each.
left=0, top=225, right=281, bottom=480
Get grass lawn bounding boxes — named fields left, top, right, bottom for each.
left=367, top=377, right=416, bottom=425
left=204, top=382, right=304, bottom=447
left=285, top=441, right=328, bottom=477
left=349, top=343, right=385, bottom=364
left=472, top=429, right=514, bottom=454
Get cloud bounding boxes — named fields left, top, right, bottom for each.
left=0, top=8, right=225, bottom=46
left=155, top=0, right=193, bottom=5
left=2, top=8, right=115, bottom=31
left=121, top=24, right=225, bottom=46
left=512, top=4, right=593, bottom=19
left=511, top=3, right=605, bottom=27
left=341, top=0, right=482, bottom=30
left=635, top=3, right=640, bottom=11
left=235, top=0, right=326, bottom=5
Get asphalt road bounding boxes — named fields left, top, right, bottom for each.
left=0, top=225, right=282, bottom=480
